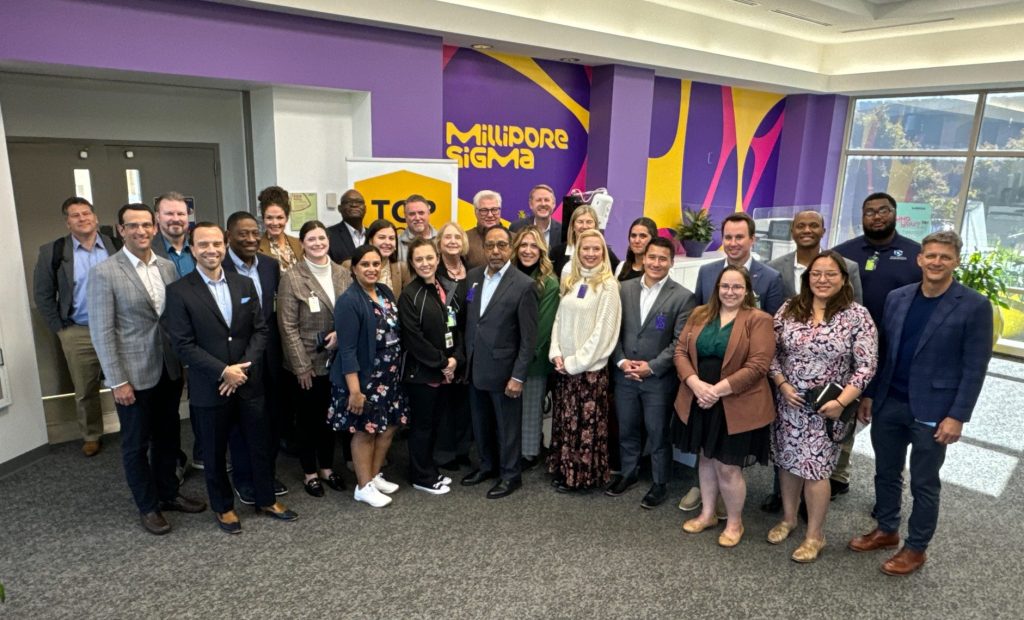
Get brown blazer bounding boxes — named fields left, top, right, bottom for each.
left=258, top=232, right=304, bottom=270
left=277, top=260, right=351, bottom=376
left=465, top=226, right=487, bottom=270
left=673, top=307, right=776, bottom=435
left=340, top=257, right=411, bottom=299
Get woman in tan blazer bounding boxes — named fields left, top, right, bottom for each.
left=340, top=219, right=411, bottom=298
left=257, top=185, right=304, bottom=271
left=278, top=220, right=351, bottom=497
left=672, top=265, right=776, bottom=547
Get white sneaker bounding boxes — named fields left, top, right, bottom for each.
left=372, top=473, right=399, bottom=494
left=437, top=474, right=453, bottom=486
left=413, top=481, right=451, bottom=495
left=354, top=483, right=392, bottom=508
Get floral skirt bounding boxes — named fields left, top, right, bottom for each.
left=328, top=345, right=409, bottom=435
left=546, top=370, right=610, bottom=489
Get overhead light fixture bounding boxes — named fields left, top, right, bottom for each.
left=842, top=17, right=954, bottom=33
left=771, top=9, right=832, bottom=27
left=560, top=57, right=580, bottom=63
left=78, top=149, right=89, bottom=160
left=471, top=43, right=493, bottom=50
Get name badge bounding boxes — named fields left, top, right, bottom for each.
left=466, top=284, right=477, bottom=303
left=447, top=308, right=457, bottom=328
left=577, top=284, right=588, bottom=299
left=308, top=296, right=321, bottom=313
left=445, top=331, right=454, bottom=349
left=655, top=313, right=667, bottom=331
left=865, top=253, right=879, bottom=271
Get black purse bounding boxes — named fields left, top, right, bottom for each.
left=804, top=383, right=859, bottom=443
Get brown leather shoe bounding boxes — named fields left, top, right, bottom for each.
left=140, top=511, right=171, bottom=535
left=881, top=547, right=927, bottom=576
left=848, top=528, right=900, bottom=552
left=159, top=494, right=207, bottom=514
left=82, top=440, right=101, bottom=457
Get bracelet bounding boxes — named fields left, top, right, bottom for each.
left=835, top=398, right=847, bottom=408
left=777, top=380, right=791, bottom=389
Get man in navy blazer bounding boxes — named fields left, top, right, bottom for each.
left=694, top=212, right=784, bottom=316
left=509, top=184, right=563, bottom=249
left=162, top=222, right=297, bottom=533
left=461, top=225, right=539, bottom=499
left=849, top=231, right=992, bottom=576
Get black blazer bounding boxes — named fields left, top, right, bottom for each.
left=399, top=276, right=466, bottom=384
left=162, top=270, right=268, bottom=407
left=222, top=253, right=282, bottom=371
left=464, top=263, right=538, bottom=392
left=326, top=222, right=359, bottom=265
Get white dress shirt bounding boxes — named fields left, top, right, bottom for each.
left=124, top=248, right=166, bottom=314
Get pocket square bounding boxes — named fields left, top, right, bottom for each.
left=241, top=296, right=251, bottom=304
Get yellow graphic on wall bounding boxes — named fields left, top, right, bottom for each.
left=353, top=170, right=455, bottom=232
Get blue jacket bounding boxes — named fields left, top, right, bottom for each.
left=870, top=281, right=992, bottom=423
left=330, top=282, right=397, bottom=391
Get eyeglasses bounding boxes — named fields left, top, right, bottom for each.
left=809, top=271, right=841, bottom=280
left=121, top=222, right=154, bottom=231
left=718, top=284, right=745, bottom=292
left=484, top=241, right=510, bottom=250
left=477, top=208, right=501, bottom=215
left=863, top=206, right=894, bottom=218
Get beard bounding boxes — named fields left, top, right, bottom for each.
left=864, top=220, right=896, bottom=241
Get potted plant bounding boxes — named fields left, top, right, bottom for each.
left=955, top=249, right=1010, bottom=346
left=675, top=207, right=714, bottom=257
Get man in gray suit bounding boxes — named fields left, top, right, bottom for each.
left=509, top=184, right=563, bottom=248
left=88, top=203, right=206, bottom=535
left=33, top=196, right=115, bottom=456
left=608, top=237, right=696, bottom=508
left=461, top=225, right=539, bottom=499
left=768, top=210, right=862, bottom=304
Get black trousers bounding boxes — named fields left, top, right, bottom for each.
left=295, top=373, right=336, bottom=474
left=405, top=382, right=444, bottom=486
left=435, top=382, right=473, bottom=463
left=469, top=385, right=523, bottom=483
left=116, top=368, right=183, bottom=513
left=231, top=354, right=282, bottom=491
left=194, top=394, right=274, bottom=513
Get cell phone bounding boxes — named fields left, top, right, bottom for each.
left=315, top=331, right=328, bottom=352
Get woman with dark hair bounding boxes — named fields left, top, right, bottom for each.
left=399, top=237, right=464, bottom=495
left=615, top=217, right=658, bottom=282
left=768, top=250, right=877, bottom=562
left=257, top=186, right=303, bottom=271
left=277, top=220, right=350, bottom=497
left=342, top=219, right=411, bottom=297
left=673, top=265, right=775, bottom=548
left=512, top=225, right=560, bottom=468
left=329, top=245, right=409, bottom=508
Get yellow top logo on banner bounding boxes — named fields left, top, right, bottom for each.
left=352, top=169, right=455, bottom=232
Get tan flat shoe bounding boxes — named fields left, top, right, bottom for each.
left=767, top=521, right=798, bottom=545
left=682, top=516, right=720, bottom=533
left=718, top=525, right=744, bottom=547
left=792, top=537, right=826, bottom=563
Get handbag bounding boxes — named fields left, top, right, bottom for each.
left=804, top=383, right=858, bottom=443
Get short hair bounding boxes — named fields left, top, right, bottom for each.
left=349, top=244, right=383, bottom=276
left=529, top=184, right=556, bottom=200
left=154, top=191, right=188, bottom=212
left=299, top=219, right=327, bottom=242
left=645, top=236, right=674, bottom=256
left=258, top=186, right=291, bottom=218
left=721, top=212, right=755, bottom=237
left=189, top=221, right=225, bottom=244
left=483, top=224, right=512, bottom=242
left=473, top=189, right=502, bottom=209
left=921, top=230, right=963, bottom=254
left=61, top=196, right=93, bottom=216
left=436, top=221, right=469, bottom=257
left=404, top=194, right=430, bottom=209
left=226, top=211, right=258, bottom=231
left=862, top=192, right=897, bottom=210
left=117, top=203, right=154, bottom=225
left=405, top=237, right=438, bottom=273
left=791, top=210, right=824, bottom=229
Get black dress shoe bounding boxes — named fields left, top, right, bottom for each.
left=830, top=479, right=850, bottom=500
left=760, top=493, right=782, bottom=513
left=486, top=479, right=522, bottom=499
left=304, top=478, right=325, bottom=498
left=273, top=479, right=289, bottom=496
left=321, top=472, right=346, bottom=492
left=520, top=455, right=541, bottom=471
left=461, top=469, right=497, bottom=486
left=140, top=511, right=171, bottom=535
left=641, top=483, right=669, bottom=509
left=159, top=494, right=207, bottom=513
left=605, top=474, right=639, bottom=497
left=257, top=503, right=299, bottom=521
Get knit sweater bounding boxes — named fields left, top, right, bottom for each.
left=549, top=268, right=622, bottom=374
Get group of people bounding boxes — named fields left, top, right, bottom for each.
left=35, top=185, right=992, bottom=576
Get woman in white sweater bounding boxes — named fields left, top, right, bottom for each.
left=547, top=229, right=622, bottom=492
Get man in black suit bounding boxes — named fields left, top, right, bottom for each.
left=461, top=226, right=539, bottom=499
left=162, top=222, right=297, bottom=533
left=221, top=211, right=288, bottom=503
left=327, top=189, right=367, bottom=264
left=509, top=184, right=563, bottom=249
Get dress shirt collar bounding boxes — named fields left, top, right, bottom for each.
left=641, top=273, right=668, bottom=294
left=485, top=260, right=512, bottom=279
left=123, top=247, right=157, bottom=268
left=199, top=268, right=227, bottom=286
left=228, top=247, right=258, bottom=271
left=72, top=234, right=104, bottom=251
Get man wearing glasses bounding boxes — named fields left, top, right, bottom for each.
left=465, top=189, right=503, bottom=269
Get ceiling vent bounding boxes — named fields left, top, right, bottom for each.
left=770, top=9, right=832, bottom=27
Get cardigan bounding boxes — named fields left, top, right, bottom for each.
left=549, top=272, right=621, bottom=374
left=329, top=282, right=397, bottom=391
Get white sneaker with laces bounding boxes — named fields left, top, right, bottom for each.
left=372, top=473, right=399, bottom=494
left=413, top=481, right=451, bottom=495
left=437, top=474, right=453, bottom=486
left=354, top=483, right=392, bottom=508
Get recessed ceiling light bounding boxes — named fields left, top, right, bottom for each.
left=560, top=57, right=580, bottom=63
left=471, top=43, right=493, bottom=50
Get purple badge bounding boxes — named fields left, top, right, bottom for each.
left=577, top=284, right=588, bottom=299
left=655, top=313, right=667, bottom=331
left=466, top=285, right=476, bottom=303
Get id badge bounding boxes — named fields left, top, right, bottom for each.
left=655, top=313, right=667, bottom=331
left=447, top=308, right=457, bottom=328
left=577, top=284, right=588, bottom=299
left=466, top=285, right=476, bottom=303
left=445, top=331, right=454, bottom=349
left=865, top=254, right=878, bottom=271
left=308, top=295, right=321, bottom=313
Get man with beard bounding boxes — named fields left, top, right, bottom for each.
left=396, top=194, right=437, bottom=262
left=152, top=192, right=196, bottom=277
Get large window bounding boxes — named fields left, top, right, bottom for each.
left=834, top=91, right=1024, bottom=356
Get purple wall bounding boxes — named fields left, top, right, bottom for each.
left=587, top=65, right=655, bottom=255
left=0, top=0, right=443, bottom=158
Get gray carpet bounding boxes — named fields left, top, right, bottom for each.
left=2, top=358, right=1023, bottom=618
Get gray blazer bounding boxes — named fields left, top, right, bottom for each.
left=465, top=263, right=539, bottom=392
left=612, top=277, right=696, bottom=390
left=87, top=249, right=181, bottom=391
left=33, top=233, right=115, bottom=333
left=768, top=251, right=863, bottom=305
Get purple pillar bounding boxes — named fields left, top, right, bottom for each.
left=773, top=94, right=849, bottom=242
left=586, top=64, right=656, bottom=256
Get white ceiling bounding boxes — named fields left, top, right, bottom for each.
left=217, top=0, right=1024, bottom=95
